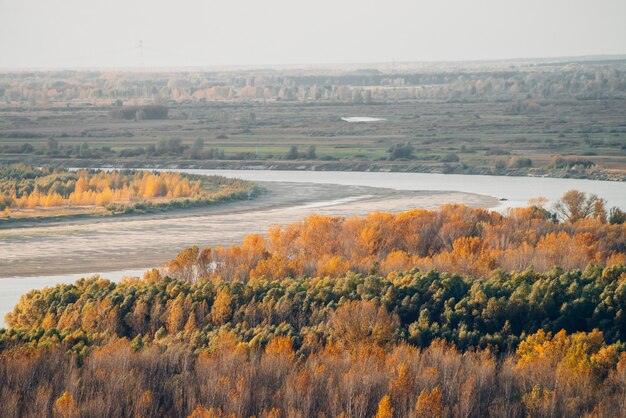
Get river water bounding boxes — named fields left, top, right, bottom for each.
left=1, top=170, right=624, bottom=326
left=170, top=169, right=626, bottom=210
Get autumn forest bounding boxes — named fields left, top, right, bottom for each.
left=1, top=196, right=626, bottom=417
left=2, top=0, right=626, bottom=415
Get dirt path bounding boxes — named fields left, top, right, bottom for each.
left=0, top=181, right=498, bottom=278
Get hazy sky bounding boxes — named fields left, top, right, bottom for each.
left=1, top=0, right=625, bottom=69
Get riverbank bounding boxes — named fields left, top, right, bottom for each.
left=2, top=156, right=624, bottom=181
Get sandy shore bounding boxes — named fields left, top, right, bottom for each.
left=0, top=181, right=498, bottom=278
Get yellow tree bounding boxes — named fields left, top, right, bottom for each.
left=415, top=386, right=443, bottom=418
left=54, top=391, right=78, bottom=418
left=375, top=395, right=394, bottom=418
left=167, top=294, right=186, bottom=334
left=166, top=246, right=199, bottom=282
left=389, top=362, right=413, bottom=414
left=316, top=254, right=350, bottom=278
left=211, top=288, right=232, bottom=325
left=265, top=336, right=295, bottom=361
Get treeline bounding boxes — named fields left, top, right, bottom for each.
left=0, top=165, right=258, bottom=215
left=1, top=137, right=322, bottom=163
left=0, top=137, right=225, bottom=160
left=2, top=62, right=626, bottom=106
left=159, top=203, right=625, bottom=281
left=0, top=137, right=262, bottom=162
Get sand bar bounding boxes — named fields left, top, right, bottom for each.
left=0, top=181, right=497, bottom=278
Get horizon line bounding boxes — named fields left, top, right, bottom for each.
left=1, top=53, right=626, bottom=73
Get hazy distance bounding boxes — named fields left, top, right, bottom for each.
left=1, top=0, right=626, bottom=68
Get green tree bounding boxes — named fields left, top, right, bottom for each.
left=285, top=145, right=299, bottom=160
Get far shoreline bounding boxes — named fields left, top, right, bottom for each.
left=2, top=156, right=623, bottom=182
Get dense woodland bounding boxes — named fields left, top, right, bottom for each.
left=0, top=165, right=258, bottom=217
left=1, top=195, right=626, bottom=417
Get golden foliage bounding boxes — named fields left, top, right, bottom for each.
left=375, top=395, right=394, bottom=418
left=265, top=336, right=295, bottom=360
left=1, top=168, right=254, bottom=216
left=167, top=206, right=625, bottom=284
left=54, top=391, right=78, bottom=418
left=211, top=288, right=232, bottom=325
left=415, top=386, right=443, bottom=418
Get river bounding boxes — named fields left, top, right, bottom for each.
left=169, top=169, right=626, bottom=210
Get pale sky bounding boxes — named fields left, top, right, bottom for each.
left=1, top=0, right=625, bottom=69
